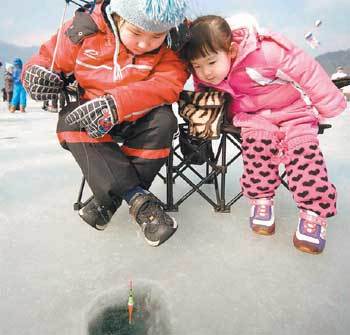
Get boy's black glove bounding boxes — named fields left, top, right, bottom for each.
left=24, top=65, right=64, bottom=101
left=65, top=95, right=118, bottom=138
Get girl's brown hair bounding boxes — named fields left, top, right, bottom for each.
left=181, top=15, right=232, bottom=62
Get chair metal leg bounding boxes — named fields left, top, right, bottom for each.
left=73, top=176, right=93, bottom=211
left=165, top=148, right=178, bottom=212
left=205, top=160, right=214, bottom=184
left=172, top=169, right=220, bottom=209
left=73, top=176, right=86, bottom=210
left=218, top=133, right=231, bottom=212
left=226, top=191, right=243, bottom=207
left=280, top=170, right=289, bottom=190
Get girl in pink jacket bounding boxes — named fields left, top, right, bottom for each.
left=181, top=15, right=347, bottom=254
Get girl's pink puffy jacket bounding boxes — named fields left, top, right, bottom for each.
left=194, top=28, right=347, bottom=128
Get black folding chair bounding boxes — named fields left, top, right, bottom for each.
left=162, top=121, right=332, bottom=213
left=73, top=90, right=244, bottom=212
left=162, top=121, right=242, bottom=212
left=72, top=83, right=332, bottom=214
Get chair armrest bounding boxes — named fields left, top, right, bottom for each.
left=318, top=123, right=332, bottom=134
left=221, top=123, right=241, bottom=135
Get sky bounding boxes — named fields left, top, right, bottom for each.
left=0, top=0, right=349, bottom=56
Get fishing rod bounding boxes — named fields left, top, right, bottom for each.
left=50, top=0, right=97, bottom=71
left=66, top=0, right=97, bottom=13
left=49, top=0, right=97, bottom=106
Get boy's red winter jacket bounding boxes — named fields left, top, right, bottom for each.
left=24, top=4, right=188, bottom=123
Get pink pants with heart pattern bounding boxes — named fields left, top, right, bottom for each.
left=240, top=129, right=337, bottom=218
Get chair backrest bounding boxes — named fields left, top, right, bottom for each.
left=178, top=90, right=229, bottom=140
left=332, top=77, right=350, bottom=89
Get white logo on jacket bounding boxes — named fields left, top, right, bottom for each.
left=83, top=49, right=99, bottom=59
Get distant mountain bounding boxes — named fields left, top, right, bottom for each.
left=0, top=41, right=39, bottom=87
left=316, top=49, right=350, bottom=75
left=1, top=40, right=349, bottom=88
left=0, top=40, right=38, bottom=65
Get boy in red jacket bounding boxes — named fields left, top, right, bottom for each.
left=23, top=0, right=189, bottom=246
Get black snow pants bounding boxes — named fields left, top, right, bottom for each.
left=57, top=101, right=178, bottom=209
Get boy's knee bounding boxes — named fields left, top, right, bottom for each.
left=57, top=101, right=82, bottom=132
left=152, top=105, right=178, bottom=135
left=58, top=137, right=69, bottom=150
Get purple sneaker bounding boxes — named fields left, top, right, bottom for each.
left=250, top=198, right=275, bottom=235
left=293, top=210, right=327, bottom=254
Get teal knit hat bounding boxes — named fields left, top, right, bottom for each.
left=105, top=0, right=190, bottom=81
left=107, top=0, right=188, bottom=33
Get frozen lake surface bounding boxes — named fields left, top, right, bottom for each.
left=0, top=100, right=349, bottom=335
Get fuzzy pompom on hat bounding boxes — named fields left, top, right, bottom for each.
left=107, top=0, right=188, bottom=33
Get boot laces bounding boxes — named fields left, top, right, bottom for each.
left=302, top=220, right=317, bottom=234
left=251, top=198, right=273, bottom=219
left=257, top=205, right=268, bottom=218
left=139, top=200, right=170, bottom=228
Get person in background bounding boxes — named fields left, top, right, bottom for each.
left=10, top=58, right=27, bottom=113
left=4, top=63, right=14, bottom=107
left=181, top=15, right=346, bottom=254
left=331, top=66, right=349, bottom=80
left=0, top=61, right=3, bottom=101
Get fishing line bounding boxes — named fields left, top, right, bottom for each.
left=50, top=2, right=69, bottom=72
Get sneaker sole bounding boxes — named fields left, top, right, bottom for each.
left=95, top=224, right=108, bottom=231
left=252, top=225, right=275, bottom=235
left=135, top=218, right=178, bottom=247
left=293, top=234, right=323, bottom=254
left=251, top=220, right=275, bottom=235
left=78, top=209, right=108, bottom=231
